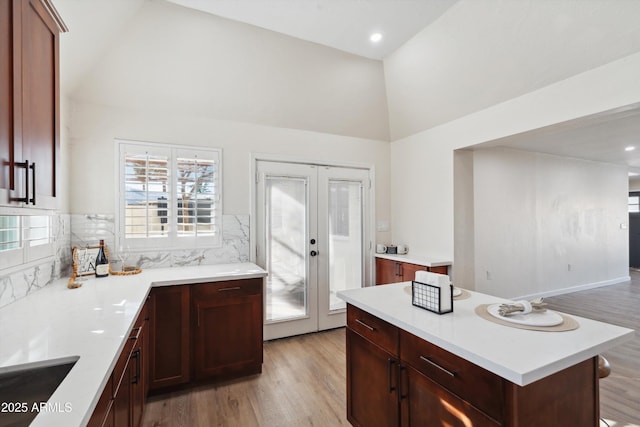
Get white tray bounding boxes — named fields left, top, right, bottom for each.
left=487, top=304, right=563, bottom=327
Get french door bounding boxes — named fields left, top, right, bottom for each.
left=256, top=160, right=371, bottom=340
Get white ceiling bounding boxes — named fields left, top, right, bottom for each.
left=165, top=0, right=458, bottom=60
left=474, top=104, right=640, bottom=174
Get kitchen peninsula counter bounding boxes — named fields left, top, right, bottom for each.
left=338, top=282, right=633, bottom=386
left=338, top=283, right=634, bottom=426
left=0, top=263, right=267, bottom=427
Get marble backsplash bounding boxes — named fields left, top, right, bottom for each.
left=70, top=213, right=250, bottom=269
left=0, top=213, right=250, bottom=309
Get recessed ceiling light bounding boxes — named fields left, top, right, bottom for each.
left=370, top=32, right=383, bottom=43
left=625, top=146, right=636, bottom=151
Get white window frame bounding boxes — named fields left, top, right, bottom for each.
left=116, top=139, right=223, bottom=252
left=0, top=214, right=54, bottom=272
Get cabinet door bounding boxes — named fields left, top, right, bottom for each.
left=113, top=356, right=132, bottom=427
left=19, top=0, right=60, bottom=208
left=148, top=286, right=190, bottom=391
left=0, top=0, right=14, bottom=201
left=376, top=257, right=400, bottom=285
left=192, top=281, right=263, bottom=381
left=400, top=365, right=500, bottom=427
left=400, top=262, right=427, bottom=282
left=346, top=329, right=399, bottom=427
left=86, top=377, right=113, bottom=427
left=130, top=323, right=145, bottom=427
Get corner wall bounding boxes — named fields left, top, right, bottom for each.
left=472, top=148, right=628, bottom=299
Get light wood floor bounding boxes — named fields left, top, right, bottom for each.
left=142, top=329, right=349, bottom=427
left=143, top=274, right=640, bottom=427
left=545, top=272, right=640, bottom=427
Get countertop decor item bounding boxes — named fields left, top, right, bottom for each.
left=103, top=244, right=142, bottom=275
left=71, top=246, right=101, bottom=277
left=411, top=280, right=453, bottom=314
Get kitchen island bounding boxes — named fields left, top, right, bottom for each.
left=0, top=263, right=267, bottom=427
left=338, top=282, right=634, bottom=426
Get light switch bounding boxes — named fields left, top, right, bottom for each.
left=377, top=220, right=389, bottom=232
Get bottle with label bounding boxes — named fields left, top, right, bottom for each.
left=95, top=240, right=110, bottom=278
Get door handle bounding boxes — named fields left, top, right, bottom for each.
left=310, top=250, right=318, bottom=257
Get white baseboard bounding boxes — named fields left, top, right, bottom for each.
left=514, top=276, right=631, bottom=301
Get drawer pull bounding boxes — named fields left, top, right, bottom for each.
left=129, top=327, right=141, bottom=341
left=218, top=286, right=242, bottom=292
left=355, top=319, right=375, bottom=331
left=420, top=355, right=456, bottom=377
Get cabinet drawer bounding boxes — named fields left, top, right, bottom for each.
left=192, top=278, right=263, bottom=299
left=113, top=328, right=138, bottom=396
left=400, top=330, right=504, bottom=422
left=347, top=305, right=399, bottom=355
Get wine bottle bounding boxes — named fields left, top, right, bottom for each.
left=95, top=239, right=109, bottom=277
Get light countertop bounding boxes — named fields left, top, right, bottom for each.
left=337, top=282, right=634, bottom=386
left=0, top=263, right=267, bottom=427
left=374, top=253, right=451, bottom=267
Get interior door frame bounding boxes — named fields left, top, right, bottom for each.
left=250, top=153, right=376, bottom=335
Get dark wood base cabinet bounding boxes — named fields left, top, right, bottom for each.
left=192, top=280, right=263, bottom=382
left=346, top=304, right=598, bottom=427
left=88, top=277, right=264, bottom=426
left=375, top=258, right=448, bottom=285
left=148, top=278, right=264, bottom=395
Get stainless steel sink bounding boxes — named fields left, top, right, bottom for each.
left=0, top=358, right=77, bottom=427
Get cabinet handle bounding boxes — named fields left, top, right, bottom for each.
left=355, top=319, right=375, bottom=331
left=218, top=286, right=241, bottom=292
left=129, top=327, right=141, bottom=341
left=29, top=162, right=36, bottom=205
left=398, top=364, right=408, bottom=401
left=398, top=263, right=403, bottom=278
left=131, top=349, right=140, bottom=385
left=388, top=358, right=396, bottom=392
left=9, top=161, right=29, bottom=203
left=197, top=306, right=200, bottom=327
left=419, top=355, right=457, bottom=377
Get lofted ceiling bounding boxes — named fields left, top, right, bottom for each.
left=164, top=0, right=458, bottom=60
left=52, top=0, right=640, bottom=174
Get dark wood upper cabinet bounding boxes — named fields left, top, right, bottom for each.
left=0, top=0, right=66, bottom=209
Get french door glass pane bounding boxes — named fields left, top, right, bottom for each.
left=265, top=177, right=308, bottom=322
left=328, top=180, right=363, bottom=311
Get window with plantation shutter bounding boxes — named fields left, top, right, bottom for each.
left=0, top=215, right=53, bottom=271
left=118, top=140, right=222, bottom=251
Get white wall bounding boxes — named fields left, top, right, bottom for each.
left=68, top=102, right=391, bottom=240
left=67, top=0, right=389, bottom=142
left=384, top=0, right=640, bottom=140
left=389, top=51, right=640, bottom=290
left=472, top=148, right=628, bottom=299
left=63, top=0, right=393, bottom=243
